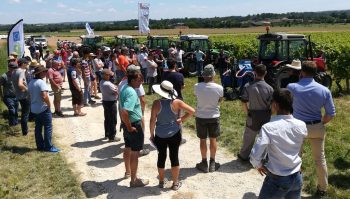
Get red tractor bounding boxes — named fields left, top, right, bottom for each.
left=256, top=28, right=332, bottom=89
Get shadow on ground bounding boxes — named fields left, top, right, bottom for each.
left=81, top=178, right=163, bottom=199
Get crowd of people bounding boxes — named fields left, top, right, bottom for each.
left=0, top=42, right=336, bottom=197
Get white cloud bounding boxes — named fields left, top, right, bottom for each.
left=108, top=8, right=117, bottom=13
left=68, top=8, right=82, bottom=12
left=57, top=2, right=67, bottom=8
left=96, top=8, right=103, bottom=12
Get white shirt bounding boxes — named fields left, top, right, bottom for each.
left=93, top=58, right=104, bottom=72
left=250, top=115, right=307, bottom=176
left=195, top=50, right=205, bottom=62
left=118, top=78, right=145, bottom=97
left=194, top=82, right=223, bottom=118
left=176, top=49, right=184, bottom=62
left=137, top=52, right=148, bottom=69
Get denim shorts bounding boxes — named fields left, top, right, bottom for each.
left=123, top=120, right=144, bottom=151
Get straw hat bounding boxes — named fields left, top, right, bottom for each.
left=30, top=59, right=40, bottom=68
left=286, top=60, right=302, bottom=70
left=152, top=81, right=178, bottom=100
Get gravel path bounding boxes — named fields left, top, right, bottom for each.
left=50, top=82, right=264, bottom=199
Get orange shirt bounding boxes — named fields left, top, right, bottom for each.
left=118, top=55, right=129, bottom=73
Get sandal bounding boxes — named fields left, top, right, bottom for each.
left=124, top=172, right=131, bottom=179
left=171, top=181, right=182, bottom=191
left=130, top=178, right=149, bottom=188
left=74, top=112, right=87, bottom=116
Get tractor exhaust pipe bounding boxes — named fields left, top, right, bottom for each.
left=308, top=35, right=313, bottom=61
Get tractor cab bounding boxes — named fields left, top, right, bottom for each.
left=114, top=35, right=138, bottom=49
left=80, top=35, right=103, bottom=46
left=78, top=35, right=108, bottom=56
left=179, top=34, right=210, bottom=52
left=147, top=35, right=171, bottom=56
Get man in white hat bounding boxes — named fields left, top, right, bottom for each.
left=194, top=64, right=223, bottom=172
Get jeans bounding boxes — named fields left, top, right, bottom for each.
left=102, top=100, right=117, bottom=139
left=84, top=76, right=92, bottom=104
left=141, top=68, right=147, bottom=83
left=147, top=76, right=156, bottom=94
left=19, top=98, right=30, bottom=135
left=3, top=96, right=19, bottom=126
left=34, top=108, right=53, bottom=150
left=196, top=61, right=204, bottom=76
left=258, top=172, right=302, bottom=199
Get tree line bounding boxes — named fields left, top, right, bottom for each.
left=0, top=10, right=350, bottom=32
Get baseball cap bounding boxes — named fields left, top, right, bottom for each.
left=126, top=64, right=140, bottom=73
left=202, top=64, right=216, bottom=77
left=18, top=58, right=29, bottom=65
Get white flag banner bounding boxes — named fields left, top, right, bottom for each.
left=85, top=22, right=94, bottom=36
left=7, top=19, right=25, bottom=57
left=138, top=3, right=150, bottom=34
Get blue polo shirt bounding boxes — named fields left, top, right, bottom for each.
left=287, top=78, right=335, bottom=122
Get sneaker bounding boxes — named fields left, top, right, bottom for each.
left=209, top=160, right=220, bottom=172
left=315, top=188, right=327, bottom=197
left=83, top=103, right=90, bottom=107
left=130, top=178, right=149, bottom=188
left=196, top=160, right=209, bottom=173
left=139, top=149, right=150, bottom=156
left=55, top=111, right=64, bottom=117
left=108, top=137, right=121, bottom=142
left=47, top=146, right=60, bottom=153
left=94, top=95, right=101, bottom=99
left=88, top=100, right=96, bottom=104
left=158, top=179, right=168, bottom=188
left=237, top=153, right=249, bottom=162
left=171, top=181, right=182, bottom=191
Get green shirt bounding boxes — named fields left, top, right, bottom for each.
left=119, top=85, right=142, bottom=123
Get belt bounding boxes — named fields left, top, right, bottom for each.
left=268, top=171, right=300, bottom=178
left=304, top=120, right=321, bottom=125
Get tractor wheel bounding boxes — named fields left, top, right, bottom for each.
left=275, top=67, right=300, bottom=89
left=314, top=72, right=332, bottom=89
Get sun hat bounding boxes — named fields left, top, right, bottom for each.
left=152, top=80, right=178, bottom=100
left=8, top=55, right=16, bottom=61
left=286, top=60, right=302, bottom=70
left=10, top=52, right=18, bottom=56
left=33, top=65, right=48, bottom=75
left=101, top=68, right=113, bottom=75
left=202, top=64, right=216, bottom=77
left=8, top=62, right=18, bottom=69
left=30, top=59, right=40, bottom=68
left=127, top=64, right=141, bottom=73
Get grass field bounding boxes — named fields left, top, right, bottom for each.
left=145, top=76, right=350, bottom=199
left=0, top=42, right=83, bottom=198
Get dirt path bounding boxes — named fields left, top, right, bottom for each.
left=50, top=82, right=264, bottom=199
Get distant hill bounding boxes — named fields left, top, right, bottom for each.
left=1, top=9, right=350, bottom=32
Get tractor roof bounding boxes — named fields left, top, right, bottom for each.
left=80, top=35, right=102, bottom=39
left=257, top=33, right=305, bottom=40
left=150, top=35, right=169, bottom=39
left=115, top=35, right=134, bottom=39
left=180, top=34, right=209, bottom=40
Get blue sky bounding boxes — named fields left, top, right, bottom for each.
left=0, top=0, right=349, bottom=24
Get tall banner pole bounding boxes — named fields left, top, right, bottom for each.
left=7, top=19, right=25, bottom=57
left=138, top=2, right=150, bottom=35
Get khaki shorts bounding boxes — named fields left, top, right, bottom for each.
left=196, top=117, right=220, bottom=139
left=52, top=86, right=62, bottom=102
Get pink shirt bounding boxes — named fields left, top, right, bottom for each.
left=47, top=68, right=63, bottom=86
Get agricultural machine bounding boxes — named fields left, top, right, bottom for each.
left=256, top=28, right=332, bottom=89
left=146, top=35, right=172, bottom=56
left=114, top=35, right=139, bottom=50
left=77, top=35, right=110, bottom=56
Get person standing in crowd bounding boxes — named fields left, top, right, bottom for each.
left=175, top=45, right=185, bottom=71
left=67, top=58, right=86, bottom=116
left=153, top=46, right=165, bottom=83
left=128, top=48, right=139, bottom=66
left=44, top=49, right=53, bottom=69
left=38, top=43, right=44, bottom=60
left=162, top=58, right=185, bottom=100
left=168, top=43, right=177, bottom=59
left=118, top=47, right=129, bottom=74
left=119, top=70, right=149, bottom=187
left=47, top=60, right=64, bottom=117
left=215, top=49, right=230, bottom=94
left=194, top=64, right=223, bottom=173
left=29, top=41, right=36, bottom=59
left=194, top=46, right=206, bottom=76
left=237, top=64, right=274, bottom=162
left=107, top=53, right=118, bottom=83
left=81, top=52, right=96, bottom=106
left=11, top=58, right=30, bottom=136
left=0, top=62, right=19, bottom=126
left=137, top=47, right=148, bottom=82
left=100, top=69, right=119, bottom=141
left=88, top=53, right=100, bottom=100
left=146, top=53, right=158, bottom=95
left=28, top=66, right=60, bottom=153
left=92, top=50, right=104, bottom=88
left=10, top=52, right=18, bottom=61
left=52, top=50, right=66, bottom=82
left=150, top=80, right=195, bottom=190
left=287, top=61, right=336, bottom=197
left=250, top=89, right=307, bottom=199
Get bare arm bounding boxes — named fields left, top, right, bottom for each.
left=175, top=100, right=195, bottom=124
left=322, top=115, right=333, bottom=124
left=242, top=102, right=248, bottom=114
left=120, top=109, right=136, bottom=132
left=18, top=78, right=27, bottom=92
left=149, top=100, right=160, bottom=139
left=41, top=91, right=51, bottom=109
